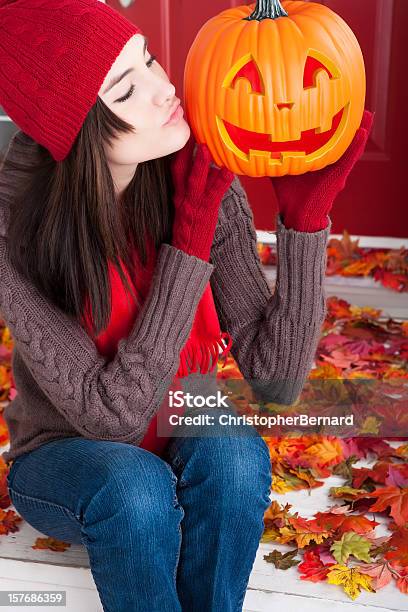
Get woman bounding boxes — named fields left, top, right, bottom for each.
left=0, top=1, right=373, bottom=611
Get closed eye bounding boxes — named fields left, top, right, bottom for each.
left=116, top=54, right=157, bottom=103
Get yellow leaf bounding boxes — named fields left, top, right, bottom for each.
left=349, top=305, right=382, bottom=319
left=295, top=531, right=330, bottom=548
left=359, top=416, right=381, bottom=435
left=305, top=438, right=344, bottom=466
left=276, top=526, right=298, bottom=545
left=271, top=474, right=292, bottom=494
left=327, top=564, right=375, bottom=600
left=330, top=486, right=367, bottom=500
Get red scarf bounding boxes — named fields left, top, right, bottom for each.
left=81, top=234, right=232, bottom=457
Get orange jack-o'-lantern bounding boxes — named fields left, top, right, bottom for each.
left=184, top=0, right=366, bottom=177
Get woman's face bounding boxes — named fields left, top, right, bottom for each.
left=98, top=33, right=190, bottom=193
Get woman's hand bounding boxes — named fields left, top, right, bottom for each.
left=170, top=134, right=234, bottom=261
left=271, top=110, right=375, bottom=232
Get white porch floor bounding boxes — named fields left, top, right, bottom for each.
left=1, top=441, right=406, bottom=612
left=1, top=231, right=407, bottom=611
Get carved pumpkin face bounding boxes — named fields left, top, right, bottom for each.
left=184, top=0, right=366, bottom=177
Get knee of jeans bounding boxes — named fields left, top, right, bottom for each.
left=83, top=447, right=180, bottom=527
left=196, top=435, right=272, bottom=501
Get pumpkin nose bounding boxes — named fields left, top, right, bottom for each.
left=276, top=103, right=294, bottom=110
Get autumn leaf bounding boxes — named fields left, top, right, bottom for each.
left=342, top=437, right=392, bottom=461
left=384, top=246, right=408, bottom=271
left=365, top=485, right=408, bottom=526
left=279, top=524, right=330, bottom=548
left=342, top=259, right=379, bottom=276
left=326, top=297, right=354, bottom=321
left=310, top=543, right=338, bottom=564
left=310, top=512, right=345, bottom=533
left=0, top=508, right=23, bottom=534
left=32, top=536, right=71, bottom=552
left=313, top=511, right=379, bottom=537
left=366, top=539, right=394, bottom=560
left=324, top=236, right=408, bottom=293
left=298, top=550, right=336, bottom=582
left=385, top=464, right=408, bottom=488
left=332, top=455, right=359, bottom=480
left=327, top=230, right=362, bottom=260
left=320, top=349, right=361, bottom=369
left=353, top=561, right=394, bottom=590
left=349, top=305, right=383, bottom=320
left=257, top=243, right=275, bottom=266
left=394, top=566, right=408, bottom=594
left=271, top=474, right=294, bottom=494
left=263, top=549, right=301, bottom=570
left=394, top=443, right=408, bottom=459
left=360, top=417, right=381, bottom=435
left=330, top=485, right=368, bottom=501
left=274, top=526, right=298, bottom=545
left=327, top=504, right=352, bottom=515
left=373, top=269, right=408, bottom=292
left=384, top=525, right=408, bottom=567
left=289, top=515, right=331, bottom=534
left=331, top=532, right=372, bottom=565
left=326, top=564, right=375, bottom=600
left=318, top=333, right=349, bottom=352
left=302, top=437, right=345, bottom=469
left=262, top=501, right=297, bottom=543
left=287, top=466, right=323, bottom=490
left=352, top=461, right=391, bottom=488
left=309, top=362, right=343, bottom=380
left=264, top=500, right=292, bottom=524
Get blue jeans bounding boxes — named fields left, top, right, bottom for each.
left=7, top=414, right=272, bottom=612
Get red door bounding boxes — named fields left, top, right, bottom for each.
left=108, top=0, right=407, bottom=238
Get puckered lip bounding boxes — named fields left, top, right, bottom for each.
left=163, top=99, right=181, bottom=125
left=219, top=106, right=344, bottom=159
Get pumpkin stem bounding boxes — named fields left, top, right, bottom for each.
left=244, top=0, right=288, bottom=21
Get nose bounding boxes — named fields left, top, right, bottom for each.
left=153, top=81, right=176, bottom=107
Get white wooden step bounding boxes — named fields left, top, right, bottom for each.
left=1, top=231, right=407, bottom=610
left=1, top=441, right=406, bottom=611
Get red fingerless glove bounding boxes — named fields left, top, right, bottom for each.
left=272, top=110, right=375, bottom=232
left=170, top=135, right=234, bottom=261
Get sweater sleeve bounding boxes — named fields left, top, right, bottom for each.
left=209, top=175, right=331, bottom=406
left=0, top=235, right=214, bottom=443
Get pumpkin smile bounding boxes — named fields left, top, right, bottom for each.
left=218, top=106, right=345, bottom=162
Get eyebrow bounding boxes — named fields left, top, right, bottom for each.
left=102, top=36, right=149, bottom=95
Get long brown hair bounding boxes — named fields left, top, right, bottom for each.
left=2, top=96, right=175, bottom=337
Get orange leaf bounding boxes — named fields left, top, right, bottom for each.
left=32, top=536, right=71, bottom=552
left=394, top=566, right=408, bottom=594
left=384, top=525, right=408, bottom=567
left=365, top=486, right=408, bottom=526
left=313, top=511, right=379, bottom=536
left=0, top=508, right=22, bottom=534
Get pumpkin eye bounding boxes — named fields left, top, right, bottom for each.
left=230, top=58, right=264, bottom=94
left=303, top=55, right=333, bottom=88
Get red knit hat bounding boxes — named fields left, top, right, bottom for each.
left=0, top=0, right=142, bottom=161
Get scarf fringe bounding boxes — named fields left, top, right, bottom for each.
left=176, top=331, right=233, bottom=378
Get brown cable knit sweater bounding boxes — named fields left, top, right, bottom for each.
left=0, top=131, right=332, bottom=466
